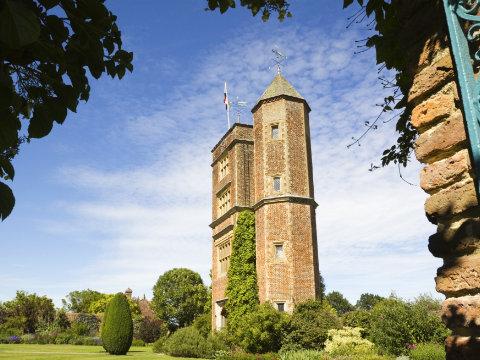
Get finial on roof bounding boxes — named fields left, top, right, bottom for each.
left=271, top=47, right=286, bottom=75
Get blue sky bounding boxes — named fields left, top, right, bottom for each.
left=1, top=0, right=441, bottom=306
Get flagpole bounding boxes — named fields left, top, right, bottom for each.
left=224, top=81, right=230, bottom=130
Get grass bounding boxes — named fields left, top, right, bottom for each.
left=0, top=344, right=202, bottom=360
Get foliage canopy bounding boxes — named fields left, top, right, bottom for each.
left=325, top=291, right=354, bottom=315
left=206, top=0, right=291, bottom=21
left=0, top=0, right=133, bottom=220
left=1, top=291, right=55, bottom=334
left=152, top=268, right=208, bottom=331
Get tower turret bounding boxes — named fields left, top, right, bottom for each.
left=252, top=74, right=321, bottom=312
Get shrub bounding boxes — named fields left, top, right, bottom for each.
left=101, top=293, right=133, bottom=355
left=369, top=297, right=449, bottom=355
left=54, top=333, right=73, bottom=344
left=283, top=300, right=341, bottom=350
left=214, top=351, right=280, bottom=360
left=70, top=322, right=90, bottom=337
left=152, top=335, right=168, bottom=353
left=72, top=313, right=100, bottom=336
left=279, top=350, right=326, bottom=360
left=7, top=335, right=21, bottom=344
left=134, top=317, right=167, bottom=343
left=343, top=310, right=372, bottom=336
left=54, top=309, right=70, bottom=330
left=324, top=327, right=375, bottom=356
left=208, top=331, right=229, bottom=353
left=192, top=312, right=212, bottom=338
left=20, top=334, right=36, bottom=344
left=68, top=336, right=101, bottom=346
left=232, top=303, right=290, bottom=354
left=131, top=338, right=145, bottom=347
left=161, top=326, right=213, bottom=358
left=410, top=342, right=446, bottom=360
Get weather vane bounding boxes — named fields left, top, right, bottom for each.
left=231, top=96, right=248, bottom=123
left=270, top=46, right=287, bottom=74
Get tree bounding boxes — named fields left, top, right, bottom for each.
left=2, top=291, right=55, bottom=333
left=0, top=0, right=133, bottom=220
left=88, top=293, right=140, bottom=316
left=356, top=293, right=384, bottom=311
left=62, top=289, right=105, bottom=313
left=205, top=0, right=291, bottom=21
left=225, top=210, right=259, bottom=330
left=101, top=293, right=133, bottom=355
left=152, top=268, right=208, bottom=331
left=325, top=291, right=354, bottom=315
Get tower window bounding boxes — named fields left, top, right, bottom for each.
left=275, top=244, right=285, bottom=259
left=271, top=124, right=279, bottom=139
left=218, top=189, right=231, bottom=216
left=273, top=176, right=281, bottom=192
left=218, top=239, right=232, bottom=275
left=219, top=156, right=229, bottom=180
left=276, top=302, right=285, bottom=312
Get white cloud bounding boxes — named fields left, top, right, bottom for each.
left=43, top=25, right=441, bottom=304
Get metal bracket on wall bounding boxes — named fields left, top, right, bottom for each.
left=443, top=0, right=480, bottom=196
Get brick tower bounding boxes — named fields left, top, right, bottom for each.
left=210, top=124, right=254, bottom=330
left=252, top=74, right=321, bottom=312
left=210, top=74, right=320, bottom=330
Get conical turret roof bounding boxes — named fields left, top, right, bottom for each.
left=252, top=74, right=308, bottom=112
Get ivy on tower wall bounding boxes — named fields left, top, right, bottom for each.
left=225, top=210, right=259, bottom=329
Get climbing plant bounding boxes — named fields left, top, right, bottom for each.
left=225, top=210, right=259, bottom=330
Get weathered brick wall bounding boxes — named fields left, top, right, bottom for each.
left=403, top=1, right=480, bottom=358
left=210, top=123, right=254, bottom=329
left=253, top=95, right=319, bottom=311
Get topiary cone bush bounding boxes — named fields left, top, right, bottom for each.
left=101, top=293, right=133, bottom=355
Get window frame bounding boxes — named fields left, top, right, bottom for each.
left=276, top=302, right=286, bottom=312
left=218, top=155, right=229, bottom=180
left=273, top=176, right=281, bottom=192
left=271, top=124, right=280, bottom=139
left=274, top=243, right=285, bottom=260
left=218, top=188, right=231, bottom=216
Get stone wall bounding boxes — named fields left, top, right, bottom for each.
left=404, top=1, right=480, bottom=358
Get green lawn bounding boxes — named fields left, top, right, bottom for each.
left=0, top=344, right=201, bottom=360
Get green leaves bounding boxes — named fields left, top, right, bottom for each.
left=0, top=157, right=14, bottom=179
left=0, top=0, right=41, bottom=48
left=0, top=0, right=133, bottom=220
left=0, top=181, right=15, bottom=220
left=225, top=211, right=259, bottom=333
left=206, top=0, right=291, bottom=21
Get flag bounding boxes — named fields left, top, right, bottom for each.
left=224, top=82, right=229, bottom=110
